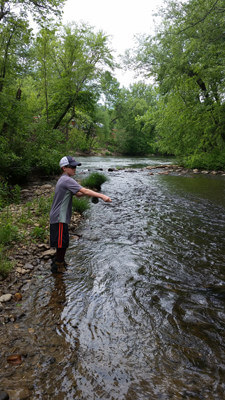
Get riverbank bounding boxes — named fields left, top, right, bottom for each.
left=0, top=180, right=82, bottom=308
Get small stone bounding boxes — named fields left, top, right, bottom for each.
left=0, top=294, right=12, bottom=303
left=37, top=243, right=49, bottom=249
left=40, top=184, right=53, bottom=190
left=14, top=293, right=23, bottom=301
left=16, top=268, right=28, bottom=275
left=24, top=263, right=34, bottom=270
left=7, top=354, right=22, bottom=365
left=71, top=235, right=80, bottom=240
left=210, top=171, right=217, bottom=175
left=193, top=169, right=199, bottom=173
left=41, top=249, right=56, bottom=258
left=201, top=170, right=209, bottom=174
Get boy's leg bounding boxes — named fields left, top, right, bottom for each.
left=56, top=247, right=67, bottom=263
left=50, top=223, right=69, bottom=273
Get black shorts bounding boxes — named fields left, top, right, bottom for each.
left=50, top=223, right=69, bottom=249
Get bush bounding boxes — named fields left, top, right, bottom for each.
left=72, top=196, right=90, bottom=214
left=0, top=181, right=21, bottom=209
left=81, top=172, right=108, bottom=190
left=184, top=148, right=225, bottom=170
left=0, top=223, right=19, bottom=245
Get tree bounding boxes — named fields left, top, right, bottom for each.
left=0, top=0, right=65, bottom=23
left=33, top=23, right=114, bottom=131
left=0, top=0, right=65, bottom=180
left=113, top=83, right=157, bottom=155
left=126, top=0, right=225, bottom=168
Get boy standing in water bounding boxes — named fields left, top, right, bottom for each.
left=50, top=156, right=111, bottom=273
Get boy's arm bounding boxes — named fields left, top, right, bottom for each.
left=79, top=187, right=112, bottom=202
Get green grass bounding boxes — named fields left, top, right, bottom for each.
left=31, top=226, right=47, bottom=241
left=0, top=222, right=20, bottom=245
left=81, top=172, right=108, bottom=191
left=0, top=246, right=13, bottom=277
left=0, top=181, right=21, bottom=210
left=72, top=196, right=90, bottom=214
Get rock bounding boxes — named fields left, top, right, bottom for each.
left=37, top=243, right=49, bottom=249
left=16, top=268, right=28, bottom=275
left=23, top=263, right=34, bottom=270
left=0, top=391, right=9, bottom=400
left=210, top=171, right=217, bottom=175
left=0, top=294, right=12, bottom=303
left=71, top=235, right=80, bottom=240
left=40, top=184, right=53, bottom=190
left=8, top=388, right=30, bottom=400
left=7, top=354, right=22, bottom=365
left=14, top=293, right=23, bottom=301
left=41, top=249, right=56, bottom=258
left=21, top=189, right=29, bottom=195
left=201, top=170, right=209, bottom=174
left=193, top=169, right=199, bottom=173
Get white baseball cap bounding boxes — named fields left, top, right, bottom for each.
left=59, top=156, right=82, bottom=168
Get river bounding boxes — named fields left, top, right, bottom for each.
left=2, top=156, right=225, bottom=399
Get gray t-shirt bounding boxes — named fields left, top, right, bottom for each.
left=50, top=174, right=82, bottom=224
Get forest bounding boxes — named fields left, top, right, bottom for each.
left=0, top=0, right=225, bottom=186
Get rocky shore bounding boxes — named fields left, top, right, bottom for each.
left=0, top=181, right=82, bottom=320
left=145, top=164, right=225, bottom=176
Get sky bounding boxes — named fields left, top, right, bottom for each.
left=62, top=0, right=164, bottom=87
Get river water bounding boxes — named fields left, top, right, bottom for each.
left=2, top=156, right=225, bottom=399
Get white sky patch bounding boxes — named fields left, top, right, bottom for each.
left=63, top=0, right=164, bottom=87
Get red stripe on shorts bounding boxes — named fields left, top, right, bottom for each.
left=58, top=223, right=63, bottom=248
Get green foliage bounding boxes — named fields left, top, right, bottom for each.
left=113, top=83, right=157, bottom=155
left=31, top=226, right=46, bottom=241
left=0, top=223, right=19, bottom=245
left=0, top=246, right=13, bottom=278
left=184, top=148, right=225, bottom=170
left=126, top=0, right=225, bottom=168
left=0, top=11, right=115, bottom=182
left=35, top=195, right=54, bottom=216
left=81, top=172, right=108, bottom=190
left=67, top=127, right=93, bottom=153
left=0, top=181, right=21, bottom=209
left=72, top=197, right=90, bottom=214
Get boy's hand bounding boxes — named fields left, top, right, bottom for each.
left=101, top=195, right=112, bottom=202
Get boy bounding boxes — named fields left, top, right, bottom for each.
left=50, top=155, right=111, bottom=273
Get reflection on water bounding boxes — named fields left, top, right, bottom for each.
left=1, top=157, right=225, bottom=399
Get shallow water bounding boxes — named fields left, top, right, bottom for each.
left=1, top=157, right=225, bottom=399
